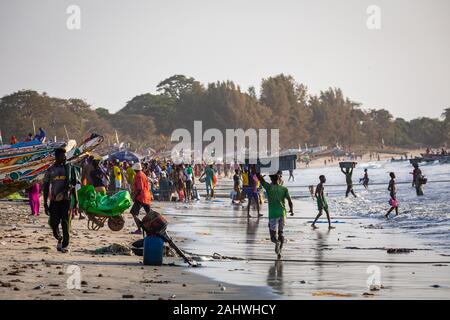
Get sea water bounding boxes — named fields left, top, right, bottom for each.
left=162, top=160, right=450, bottom=298
left=285, top=160, right=450, bottom=253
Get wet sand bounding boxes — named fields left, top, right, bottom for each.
left=0, top=201, right=272, bottom=300
left=161, top=199, right=450, bottom=299
left=1, top=198, right=449, bottom=299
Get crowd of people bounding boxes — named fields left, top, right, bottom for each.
left=22, top=142, right=433, bottom=258
left=9, top=127, right=46, bottom=145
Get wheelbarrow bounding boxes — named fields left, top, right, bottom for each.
left=139, top=209, right=197, bottom=266
left=86, top=212, right=125, bottom=231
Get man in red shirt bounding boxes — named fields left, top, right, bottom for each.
left=130, top=162, right=153, bottom=234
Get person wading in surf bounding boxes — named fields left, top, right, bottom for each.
left=311, top=175, right=334, bottom=230
left=360, top=168, right=369, bottom=189
left=385, top=172, right=399, bottom=218
left=341, top=167, right=357, bottom=198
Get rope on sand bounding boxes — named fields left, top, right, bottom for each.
left=185, top=251, right=450, bottom=265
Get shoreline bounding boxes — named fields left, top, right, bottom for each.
left=1, top=196, right=450, bottom=299
left=0, top=202, right=273, bottom=300
left=157, top=200, right=450, bottom=299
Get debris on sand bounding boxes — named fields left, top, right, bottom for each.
left=211, top=252, right=244, bottom=260
left=87, top=243, right=132, bottom=256
left=363, top=224, right=383, bottom=229
left=122, top=294, right=134, bottom=299
left=387, top=248, right=414, bottom=254
left=312, top=291, right=353, bottom=298
left=140, top=279, right=170, bottom=284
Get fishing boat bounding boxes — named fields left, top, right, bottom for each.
left=418, top=153, right=450, bottom=164
left=0, top=140, right=73, bottom=169
left=0, top=135, right=104, bottom=199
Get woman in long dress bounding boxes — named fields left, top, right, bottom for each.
left=28, top=183, right=40, bottom=216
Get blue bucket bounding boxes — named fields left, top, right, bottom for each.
left=143, top=236, right=164, bottom=266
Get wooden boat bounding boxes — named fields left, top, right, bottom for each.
left=0, top=135, right=104, bottom=199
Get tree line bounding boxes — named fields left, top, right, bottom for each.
left=1, top=74, right=449, bottom=153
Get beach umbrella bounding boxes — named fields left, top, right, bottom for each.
left=109, top=150, right=141, bottom=163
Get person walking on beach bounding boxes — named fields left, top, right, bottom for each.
left=90, top=160, right=108, bottom=195
left=385, top=172, right=399, bottom=218
left=233, top=168, right=242, bottom=203
left=126, top=162, right=136, bottom=189
left=130, top=162, right=153, bottom=234
left=411, top=163, right=424, bottom=196
left=43, top=148, right=80, bottom=253
left=288, top=169, right=294, bottom=182
left=184, top=164, right=194, bottom=202
left=241, top=166, right=250, bottom=202
left=200, top=164, right=215, bottom=199
left=360, top=169, right=369, bottom=189
left=341, top=167, right=357, bottom=197
left=247, top=166, right=262, bottom=217
left=27, top=182, right=40, bottom=217
left=257, top=172, right=293, bottom=259
left=113, top=160, right=123, bottom=192
left=81, top=156, right=94, bottom=186
left=311, top=175, right=334, bottom=229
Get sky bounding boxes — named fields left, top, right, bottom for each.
left=0, top=0, right=449, bottom=120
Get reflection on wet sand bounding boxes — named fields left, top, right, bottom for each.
left=245, top=216, right=260, bottom=258
left=163, top=198, right=450, bottom=299
left=267, top=260, right=284, bottom=295
left=314, top=229, right=330, bottom=287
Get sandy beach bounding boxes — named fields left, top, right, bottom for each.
left=1, top=194, right=449, bottom=300
left=0, top=201, right=271, bottom=300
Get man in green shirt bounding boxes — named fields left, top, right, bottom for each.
left=258, top=172, right=293, bottom=259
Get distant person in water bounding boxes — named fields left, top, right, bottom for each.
left=341, top=166, right=357, bottom=197
left=411, top=163, right=424, bottom=196
left=385, top=172, right=399, bottom=218
left=311, top=175, right=334, bottom=229
left=257, top=172, right=293, bottom=259
left=360, top=169, right=369, bottom=189
left=288, top=169, right=294, bottom=182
